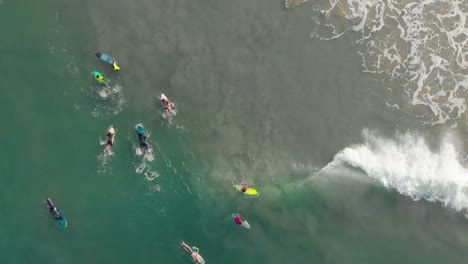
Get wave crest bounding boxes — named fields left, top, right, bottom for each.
left=323, top=130, right=468, bottom=213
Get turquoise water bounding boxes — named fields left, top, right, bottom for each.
left=2, top=0, right=468, bottom=263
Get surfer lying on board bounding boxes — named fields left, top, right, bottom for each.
left=138, top=133, right=150, bottom=154
left=234, top=214, right=243, bottom=225
left=45, top=198, right=62, bottom=219
left=181, top=241, right=202, bottom=263
left=241, top=183, right=249, bottom=193
left=232, top=213, right=250, bottom=229
left=160, top=96, right=176, bottom=115
left=94, top=52, right=120, bottom=71
left=106, top=131, right=114, bottom=147
left=92, top=71, right=107, bottom=87
left=135, top=125, right=151, bottom=155
left=103, top=127, right=115, bottom=153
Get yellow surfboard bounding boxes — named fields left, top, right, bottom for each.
left=234, top=184, right=258, bottom=196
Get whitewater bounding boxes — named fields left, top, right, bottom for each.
left=295, top=0, right=468, bottom=126
left=322, top=129, right=468, bottom=215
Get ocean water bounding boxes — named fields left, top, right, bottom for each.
left=2, top=0, right=468, bottom=263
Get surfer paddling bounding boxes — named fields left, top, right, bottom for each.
left=92, top=71, right=112, bottom=96
left=135, top=124, right=151, bottom=155
left=93, top=71, right=106, bottom=87
left=94, top=52, right=120, bottom=71
left=181, top=241, right=205, bottom=264
left=160, top=94, right=176, bottom=116
left=233, top=213, right=251, bottom=229
left=103, top=126, right=115, bottom=154
left=45, top=198, right=62, bottom=220
left=241, top=183, right=249, bottom=193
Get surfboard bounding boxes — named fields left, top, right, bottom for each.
left=55, top=207, right=68, bottom=228
left=233, top=184, right=258, bottom=196
left=160, top=94, right=168, bottom=101
left=195, top=254, right=205, bottom=264
left=241, top=220, right=251, bottom=229
left=107, top=126, right=115, bottom=145
left=93, top=71, right=109, bottom=91
left=95, top=52, right=115, bottom=65
left=231, top=213, right=251, bottom=229
left=135, top=124, right=147, bottom=135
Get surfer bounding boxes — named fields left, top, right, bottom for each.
left=232, top=213, right=250, bottom=229
left=160, top=96, right=176, bottom=115
left=94, top=52, right=120, bottom=71
left=181, top=241, right=203, bottom=264
left=106, top=131, right=114, bottom=146
left=92, top=71, right=107, bottom=87
left=112, top=62, right=120, bottom=71
left=138, top=133, right=150, bottom=154
left=93, top=71, right=112, bottom=96
left=135, top=125, right=150, bottom=155
left=241, top=183, right=249, bottom=193
left=234, top=214, right=243, bottom=225
left=45, top=198, right=62, bottom=219
left=103, top=127, right=115, bottom=153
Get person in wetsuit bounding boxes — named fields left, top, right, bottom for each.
left=45, top=198, right=62, bottom=219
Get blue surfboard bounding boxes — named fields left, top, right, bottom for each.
left=46, top=200, right=68, bottom=228
left=95, top=52, right=115, bottom=65
left=55, top=207, right=68, bottom=228
left=135, top=124, right=147, bottom=136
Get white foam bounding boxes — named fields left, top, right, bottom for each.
left=145, top=171, right=159, bottom=181
left=86, top=83, right=127, bottom=117
left=135, top=148, right=144, bottom=156
left=98, top=90, right=109, bottom=99
left=135, top=163, right=145, bottom=174
left=285, top=0, right=308, bottom=8
left=311, top=0, right=468, bottom=126
left=322, top=129, right=468, bottom=213
left=144, top=152, right=155, bottom=162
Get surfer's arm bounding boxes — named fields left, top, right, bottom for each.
left=181, top=242, right=191, bottom=253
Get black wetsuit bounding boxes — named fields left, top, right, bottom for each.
left=138, top=133, right=149, bottom=151
left=46, top=200, right=62, bottom=219
left=106, top=133, right=113, bottom=146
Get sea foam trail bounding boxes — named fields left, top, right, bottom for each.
left=322, top=130, right=468, bottom=213
left=285, top=0, right=308, bottom=8
left=307, top=0, right=468, bottom=126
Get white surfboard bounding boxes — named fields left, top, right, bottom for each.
left=160, top=93, right=176, bottom=117
left=241, top=220, right=251, bottom=229
left=104, top=126, right=115, bottom=154
left=108, top=127, right=115, bottom=144
left=194, top=254, right=205, bottom=264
